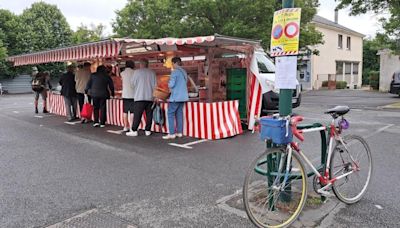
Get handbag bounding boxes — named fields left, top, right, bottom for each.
left=152, top=103, right=165, bottom=126
left=80, top=96, right=93, bottom=120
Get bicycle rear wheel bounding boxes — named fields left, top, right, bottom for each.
left=243, top=148, right=307, bottom=228
left=330, top=134, right=373, bottom=204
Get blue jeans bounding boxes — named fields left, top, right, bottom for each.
left=168, top=102, right=184, bottom=134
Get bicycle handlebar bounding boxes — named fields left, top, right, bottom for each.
left=291, top=116, right=305, bottom=142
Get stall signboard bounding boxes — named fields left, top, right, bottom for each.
left=270, top=8, right=301, bottom=57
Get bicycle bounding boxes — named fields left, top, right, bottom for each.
left=243, top=106, right=373, bottom=228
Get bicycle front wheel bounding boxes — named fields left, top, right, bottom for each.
left=330, top=134, right=373, bottom=204
left=243, top=148, right=307, bottom=228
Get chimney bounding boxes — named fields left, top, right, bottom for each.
left=334, top=9, right=338, bottom=23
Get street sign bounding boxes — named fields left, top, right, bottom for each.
left=270, top=8, right=302, bottom=57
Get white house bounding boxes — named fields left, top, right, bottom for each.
left=298, top=13, right=365, bottom=90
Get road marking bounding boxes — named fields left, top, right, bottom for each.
left=12, top=111, right=19, bottom=114
left=107, top=130, right=125, bottom=135
left=169, top=139, right=209, bottom=149
left=375, top=204, right=383, bottom=210
left=64, top=120, right=81, bottom=125
left=364, top=124, right=394, bottom=139
left=35, top=114, right=56, bottom=118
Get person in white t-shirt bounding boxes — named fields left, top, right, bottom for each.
left=120, top=60, right=136, bottom=131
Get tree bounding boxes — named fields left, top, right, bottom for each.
left=362, top=36, right=382, bottom=85
left=112, top=0, right=323, bottom=52
left=336, top=0, right=400, bottom=53
left=17, top=2, right=72, bottom=53
left=14, top=2, right=73, bottom=77
left=72, top=23, right=106, bottom=44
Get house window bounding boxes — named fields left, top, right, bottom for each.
left=338, top=34, right=343, bottom=49
left=345, top=62, right=351, bottom=74
left=353, top=63, right=359, bottom=74
left=346, top=36, right=351, bottom=50
left=336, top=61, right=343, bottom=74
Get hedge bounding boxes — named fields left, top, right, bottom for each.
left=336, top=81, right=347, bottom=89
left=369, top=71, right=379, bottom=90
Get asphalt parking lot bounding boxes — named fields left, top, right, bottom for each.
left=0, top=90, right=399, bottom=227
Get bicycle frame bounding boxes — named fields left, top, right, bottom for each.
left=287, top=118, right=354, bottom=193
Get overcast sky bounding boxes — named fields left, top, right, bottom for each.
left=0, top=0, right=384, bottom=39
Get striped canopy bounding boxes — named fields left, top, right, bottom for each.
left=7, top=35, right=260, bottom=66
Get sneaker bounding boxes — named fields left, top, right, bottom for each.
left=162, top=134, right=176, bottom=140
left=100, top=125, right=105, bottom=128
left=145, top=131, right=151, bottom=136
left=35, top=108, right=38, bottom=114
left=123, top=127, right=130, bottom=132
left=81, top=119, right=87, bottom=124
left=176, top=133, right=183, bottom=138
left=93, top=123, right=100, bottom=127
left=126, top=131, right=138, bottom=137
left=43, top=109, right=48, bottom=114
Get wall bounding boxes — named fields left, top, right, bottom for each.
left=311, top=25, right=363, bottom=90
left=378, top=49, right=400, bottom=92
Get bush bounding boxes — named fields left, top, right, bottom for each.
left=368, top=71, right=379, bottom=90
left=336, top=81, right=347, bottom=89
left=322, top=80, right=328, bottom=87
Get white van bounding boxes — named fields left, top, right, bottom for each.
left=254, top=50, right=302, bottom=114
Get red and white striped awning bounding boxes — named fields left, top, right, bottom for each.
left=7, top=39, right=122, bottom=66
left=7, top=35, right=260, bottom=66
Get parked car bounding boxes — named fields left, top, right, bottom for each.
left=389, top=71, right=400, bottom=96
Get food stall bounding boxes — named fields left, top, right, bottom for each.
left=7, top=35, right=264, bottom=140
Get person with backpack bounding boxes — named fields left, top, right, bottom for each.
left=162, top=57, right=189, bottom=139
left=85, top=65, right=115, bottom=128
left=59, top=65, right=78, bottom=121
left=32, top=68, right=52, bottom=114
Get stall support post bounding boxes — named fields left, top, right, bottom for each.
left=278, top=0, right=295, bottom=203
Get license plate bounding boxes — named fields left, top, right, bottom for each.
left=292, top=98, right=297, bottom=103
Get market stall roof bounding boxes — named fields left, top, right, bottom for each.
left=6, top=34, right=261, bottom=66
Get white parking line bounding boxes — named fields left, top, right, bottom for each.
left=364, top=124, right=394, bottom=139
left=12, top=111, right=19, bottom=114
left=169, top=139, right=209, bottom=149
left=34, top=114, right=56, bottom=118
left=107, top=130, right=125, bottom=135
left=64, top=120, right=81, bottom=125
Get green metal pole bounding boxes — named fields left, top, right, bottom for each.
left=279, top=0, right=294, bottom=117
left=278, top=0, right=295, bottom=202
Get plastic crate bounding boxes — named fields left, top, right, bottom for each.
left=260, top=117, right=292, bottom=144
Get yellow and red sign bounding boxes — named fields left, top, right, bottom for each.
left=270, top=8, right=302, bottom=57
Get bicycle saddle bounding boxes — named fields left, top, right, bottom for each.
left=324, top=106, right=350, bottom=116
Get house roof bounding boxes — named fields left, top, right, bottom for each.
left=312, top=15, right=365, bottom=38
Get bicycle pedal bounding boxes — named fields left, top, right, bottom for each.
left=317, top=189, right=331, bottom=196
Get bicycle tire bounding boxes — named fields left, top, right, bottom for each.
left=330, top=134, right=373, bottom=204
left=243, top=148, right=308, bottom=228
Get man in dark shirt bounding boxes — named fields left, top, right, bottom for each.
left=59, top=65, right=78, bottom=121
left=86, top=65, right=115, bottom=127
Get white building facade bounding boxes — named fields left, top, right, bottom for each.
left=298, top=15, right=364, bottom=90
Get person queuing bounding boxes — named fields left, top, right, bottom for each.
left=32, top=67, right=52, bottom=114
left=59, top=65, right=78, bottom=122
left=126, top=59, right=156, bottom=137
left=85, top=65, right=115, bottom=128
left=75, top=62, right=92, bottom=123
left=120, top=60, right=135, bottom=132
left=163, top=57, right=189, bottom=139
